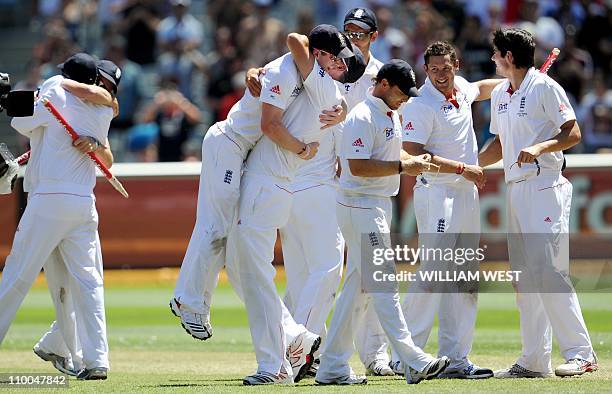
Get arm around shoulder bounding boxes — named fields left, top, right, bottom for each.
left=287, top=32, right=315, bottom=80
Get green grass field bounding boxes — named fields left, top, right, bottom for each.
left=0, top=270, right=610, bottom=393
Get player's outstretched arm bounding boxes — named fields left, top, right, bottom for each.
left=478, top=136, right=503, bottom=167
left=62, top=79, right=119, bottom=117
left=245, top=67, right=264, bottom=97
left=474, top=79, right=504, bottom=101
left=287, top=33, right=315, bottom=81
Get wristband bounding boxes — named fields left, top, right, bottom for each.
left=298, top=144, right=307, bottom=155
left=398, top=161, right=403, bottom=174
left=456, top=162, right=465, bottom=175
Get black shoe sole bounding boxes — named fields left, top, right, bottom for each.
left=293, top=336, right=321, bottom=384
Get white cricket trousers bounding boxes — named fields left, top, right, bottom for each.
left=507, top=174, right=593, bottom=373
left=392, top=181, right=480, bottom=370
left=316, top=194, right=433, bottom=380
left=36, top=231, right=106, bottom=372
left=354, top=306, right=389, bottom=367
left=280, top=183, right=343, bottom=336
left=233, top=172, right=300, bottom=376
left=174, top=122, right=246, bottom=314
left=0, top=193, right=108, bottom=369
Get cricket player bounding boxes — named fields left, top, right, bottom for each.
left=315, top=59, right=449, bottom=385
left=0, top=53, right=114, bottom=379
left=388, top=41, right=499, bottom=378
left=479, top=28, right=597, bottom=378
left=31, top=60, right=122, bottom=379
left=233, top=25, right=356, bottom=385
left=340, top=7, right=394, bottom=377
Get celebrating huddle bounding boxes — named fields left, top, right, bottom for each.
left=0, top=6, right=598, bottom=386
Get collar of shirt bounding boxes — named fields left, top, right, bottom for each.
left=366, top=91, right=395, bottom=118
left=506, top=67, right=537, bottom=96
left=423, top=78, right=460, bottom=108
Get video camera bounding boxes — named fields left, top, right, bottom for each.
left=0, top=73, right=35, bottom=117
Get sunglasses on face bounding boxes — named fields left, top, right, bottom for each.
left=344, top=31, right=372, bottom=40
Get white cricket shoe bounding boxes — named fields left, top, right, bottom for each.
left=405, top=356, right=450, bottom=384
left=76, top=367, right=108, bottom=380
left=33, top=345, right=78, bottom=376
left=243, top=370, right=293, bottom=385
left=494, top=363, right=551, bottom=378
left=315, top=374, right=367, bottom=385
left=287, top=330, right=321, bottom=383
left=555, top=356, right=598, bottom=377
left=169, top=298, right=212, bottom=340
left=389, top=360, right=404, bottom=376
left=439, top=363, right=494, bottom=379
left=366, top=359, right=395, bottom=376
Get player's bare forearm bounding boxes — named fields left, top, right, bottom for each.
left=516, top=120, right=581, bottom=165
left=403, top=141, right=459, bottom=173
left=62, top=79, right=114, bottom=107
left=479, top=136, right=503, bottom=167
left=261, top=103, right=308, bottom=154
left=474, top=79, right=505, bottom=101
left=287, top=33, right=314, bottom=80
left=348, top=158, right=399, bottom=177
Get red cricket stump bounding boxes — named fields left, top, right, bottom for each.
left=40, top=98, right=129, bottom=198
left=539, top=48, right=560, bottom=74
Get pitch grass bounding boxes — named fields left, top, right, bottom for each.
left=0, top=270, right=610, bottom=393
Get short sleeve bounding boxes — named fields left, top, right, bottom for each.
left=259, top=66, right=297, bottom=110
left=341, top=113, right=374, bottom=159
left=464, top=80, right=480, bottom=104
left=303, top=64, right=343, bottom=111
left=540, top=80, right=576, bottom=129
left=400, top=100, right=434, bottom=144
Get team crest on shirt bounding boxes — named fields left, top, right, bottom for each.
left=384, top=127, right=394, bottom=140
left=319, top=67, right=326, bottom=77
left=497, top=102, right=508, bottom=114
left=517, top=96, right=528, bottom=117
left=441, top=104, right=454, bottom=114
left=344, top=83, right=352, bottom=93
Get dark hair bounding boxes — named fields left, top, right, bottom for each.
left=424, top=41, right=457, bottom=65
left=492, top=28, right=535, bottom=69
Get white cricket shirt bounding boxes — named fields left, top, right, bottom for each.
left=11, top=75, right=113, bottom=195
left=490, top=67, right=575, bottom=183
left=225, top=53, right=303, bottom=151
left=246, top=59, right=343, bottom=181
left=401, top=76, right=480, bottom=185
left=339, top=92, right=403, bottom=197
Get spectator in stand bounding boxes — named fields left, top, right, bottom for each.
left=205, top=26, right=243, bottom=123
left=579, top=73, right=612, bottom=153
left=216, top=71, right=246, bottom=122
left=33, top=19, right=80, bottom=79
left=140, top=78, right=201, bottom=162
left=235, top=0, right=286, bottom=68
left=117, top=0, right=162, bottom=66
left=157, top=0, right=204, bottom=101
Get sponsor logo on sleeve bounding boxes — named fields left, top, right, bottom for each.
left=352, top=138, right=365, bottom=148
left=270, top=85, right=281, bottom=95
left=559, top=103, right=569, bottom=113
left=404, top=121, right=414, bottom=131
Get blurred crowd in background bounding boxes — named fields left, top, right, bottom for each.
left=3, top=0, right=612, bottom=161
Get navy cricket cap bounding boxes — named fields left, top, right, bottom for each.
left=57, top=53, right=98, bottom=85
left=308, top=24, right=354, bottom=59
left=344, top=8, right=378, bottom=32
left=340, top=44, right=367, bottom=83
left=97, top=59, right=122, bottom=94
left=376, top=59, right=419, bottom=97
